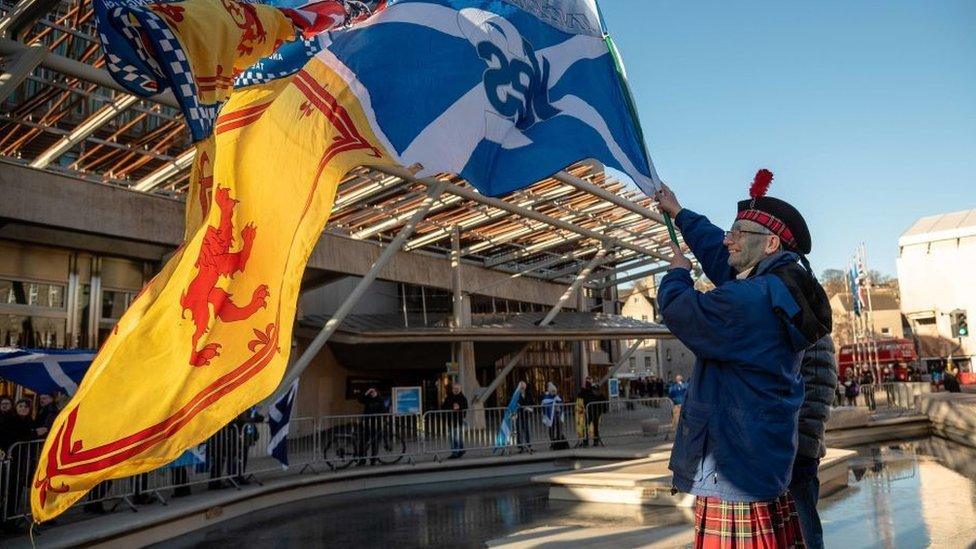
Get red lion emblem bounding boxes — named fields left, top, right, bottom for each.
left=221, top=0, right=267, bottom=57
left=180, top=187, right=269, bottom=367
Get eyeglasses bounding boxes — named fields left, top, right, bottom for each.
left=724, top=228, right=772, bottom=240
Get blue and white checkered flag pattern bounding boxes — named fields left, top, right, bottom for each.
left=268, top=378, right=299, bottom=468
left=0, top=348, right=94, bottom=396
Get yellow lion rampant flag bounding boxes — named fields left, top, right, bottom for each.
left=31, top=0, right=390, bottom=520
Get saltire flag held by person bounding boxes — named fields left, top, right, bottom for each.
left=494, top=386, right=522, bottom=452
left=33, top=0, right=661, bottom=520
left=268, top=379, right=299, bottom=467
left=0, top=348, right=95, bottom=396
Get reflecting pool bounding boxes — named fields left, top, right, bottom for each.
left=162, top=437, right=976, bottom=548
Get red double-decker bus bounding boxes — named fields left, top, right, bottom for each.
left=838, top=338, right=917, bottom=381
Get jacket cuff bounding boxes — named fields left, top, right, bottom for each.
left=674, top=208, right=697, bottom=231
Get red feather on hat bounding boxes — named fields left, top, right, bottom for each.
left=750, top=169, right=773, bottom=199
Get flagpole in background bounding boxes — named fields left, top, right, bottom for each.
left=844, top=269, right=859, bottom=374
left=862, top=243, right=881, bottom=378
left=595, top=1, right=680, bottom=247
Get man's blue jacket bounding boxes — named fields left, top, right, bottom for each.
left=658, top=209, right=830, bottom=503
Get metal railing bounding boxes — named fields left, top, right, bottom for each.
left=834, top=381, right=932, bottom=415
left=0, top=397, right=673, bottom=524
left=857, top=382, right=930, bottom=414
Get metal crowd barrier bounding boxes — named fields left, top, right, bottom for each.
left=859, top=382, right=929, bottom=414
left=422, top=402, right=582, bottom=459
left=587, top=397, right=674, bottom=443
left=0, top=397, right=674, bottom=524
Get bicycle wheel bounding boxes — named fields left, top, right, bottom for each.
left=375, top=431, right=407, bottom=465
left=323, top=433, right=357, bottom=470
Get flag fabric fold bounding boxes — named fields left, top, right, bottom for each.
left=33, top=0, right=661, bottom=521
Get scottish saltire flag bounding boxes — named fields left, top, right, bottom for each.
left=849, top=261, right=862, bottom=316
left=321, top=0, right=659, bottom=196
left=268, top=379, right=299, bottom=468
left=0, top=348, right=94, bottom=396
left=35, top=0, right=660, bottom=521
left=167, top=443, right=207, bottom=468
left=493, top=387, right=521, bottom=451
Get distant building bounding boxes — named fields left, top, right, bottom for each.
left=618, top=277, right=696, bottom=382
left=829, top=290, right=906, bottom=347
left=897, top=209, right=976, bottom=372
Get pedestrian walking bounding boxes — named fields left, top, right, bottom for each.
left=667, top=374, right=688, bottom=425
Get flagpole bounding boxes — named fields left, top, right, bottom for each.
left=845, top=269, right=859, bottom=376
left=862, top=243, right=881, bottom=378
left=595, top=2, right=679, bottom=247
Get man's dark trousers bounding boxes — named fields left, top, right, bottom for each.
left=790, top=454, right=823, bottom=549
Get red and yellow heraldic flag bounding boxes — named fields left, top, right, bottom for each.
left=32, top=1, right=391, bottom=520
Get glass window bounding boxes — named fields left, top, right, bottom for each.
left=644, top=356, right=652, bottom=369
left=0, top=278, right=66, bottom=309
left=0, top=314, right=67, bottom=347
left=101, top=289, right=137, bottom=320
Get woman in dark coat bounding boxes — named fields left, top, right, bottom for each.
left=5, top=399, right=40, bottom=521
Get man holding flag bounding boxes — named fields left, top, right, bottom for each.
left=654, top=171, right=831, bottom=548
left=32, top=0, right=664, bottom=521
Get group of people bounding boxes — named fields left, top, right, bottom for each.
left=0, top=393, right=60, bottom=530
left=0, top=393, right=59, bottom=454
left=437, top=376, right=611, bottom=459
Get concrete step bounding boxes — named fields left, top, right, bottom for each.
left=533, top=447, right=857, bottom=508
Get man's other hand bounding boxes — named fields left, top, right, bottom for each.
left=654, top=183, right=682, bottom=217
left=668, top=243, right=692, bottom=271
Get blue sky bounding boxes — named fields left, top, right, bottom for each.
left=599, top=0, right=976, bottom=276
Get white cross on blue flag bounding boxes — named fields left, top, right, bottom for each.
left=0, top=348, right=94, bottom=396
left=318, top=0, right=661, bottom=196
left=267, top=379, right=300, bottom=468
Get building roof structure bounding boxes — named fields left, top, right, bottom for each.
left=899, top=209, right=976, bottom=247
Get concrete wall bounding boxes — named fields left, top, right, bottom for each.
left=898, top=232, right=975, bottom=358
left=0, top=161, right=569, bottom=305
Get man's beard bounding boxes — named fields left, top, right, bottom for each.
left=728, top=242, right=767, bottom=273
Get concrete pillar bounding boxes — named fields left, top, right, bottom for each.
left=452, top=226, right=483, bottom=427
left=575, top=286, right=589, bottom=388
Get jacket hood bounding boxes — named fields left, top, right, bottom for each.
left=753, top=252, right=832, bottom=351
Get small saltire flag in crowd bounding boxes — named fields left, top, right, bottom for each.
left=268, top=379, right=299, bottom=468
left=166, top=443, right=207, bottom=469
left=33, top=0, right=660, bottom=520
left=494, top=387, right=522, bottom=451
left=0, top=348, right=94, bottom=396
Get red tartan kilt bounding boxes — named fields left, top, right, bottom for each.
left=694, top=492, right=805, bottom=549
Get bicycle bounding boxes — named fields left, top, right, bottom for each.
left=321, top=417, right=407, bottom=469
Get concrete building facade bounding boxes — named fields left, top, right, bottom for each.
left=897, top=209, right=976, bottom=372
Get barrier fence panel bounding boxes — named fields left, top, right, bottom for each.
left=863, top=382, right=929, bottom=414
left=422, top=402, right=583, bottom=459
left=0, top=398, right=679, bottom=523
left=319, top=412, right=422, bottom=470
left=587, top=398, right=674, bottom=444
left=142, top=424, right=244, bottom=499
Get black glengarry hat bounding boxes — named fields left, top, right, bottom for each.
left=735, top=169, right=812, bottom=255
